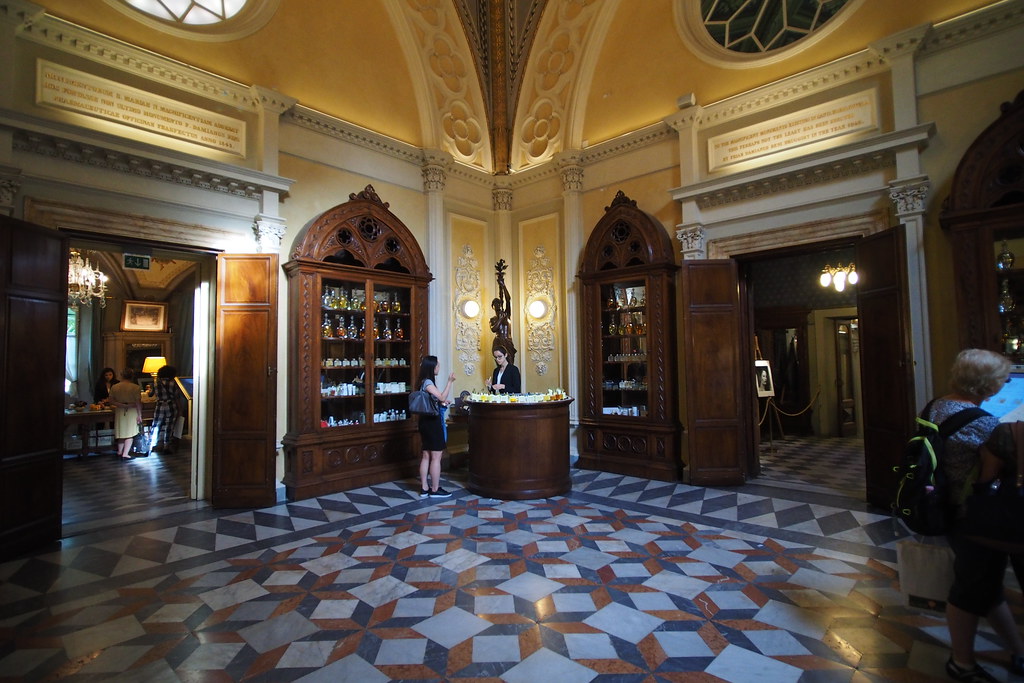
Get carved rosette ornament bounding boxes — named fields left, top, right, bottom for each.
left=889, top=179, right=930, bottom=217
left=252, top=215, right=286, bottom=253
left=677, top=225, right=707, bottom=260
left=454, top=244, right=482, bottom=376
left=526, top=245, right=556, bottom=376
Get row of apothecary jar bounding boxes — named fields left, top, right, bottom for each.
left=606, top=314, right=646, bottom=335
left=607, top=353, right=647, bottom=362
left=322, top=357, right=407, bottom=367
left=322, top=286, right=403, bottom=313
left=322, top=314, right=405, bottom=340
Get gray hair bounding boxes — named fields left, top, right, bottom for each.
left=949, top=348, right=1011, bottom=401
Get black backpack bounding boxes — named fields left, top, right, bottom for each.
left=892, top=400, right=988, bottom=535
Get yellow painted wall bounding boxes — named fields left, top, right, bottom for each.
left=920, top=69, right=1024, bottom=390
left=451, top=214, right=490, bottom=390
left=518, top=214, right=563, bottom=392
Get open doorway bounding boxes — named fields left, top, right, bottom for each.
left=744, top=242, right=866, bottom=497
left=62, top=239, right=213, bottom=536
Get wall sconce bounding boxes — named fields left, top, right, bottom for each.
left=527, top=298, right=548, bottom=319
left=818, top=263, right=858, bottom=292
left=459, top=299, right=480, bottom=319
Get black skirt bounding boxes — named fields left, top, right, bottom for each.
left=418, top=414, right=446, bottom=451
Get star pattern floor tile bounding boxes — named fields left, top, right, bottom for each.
left=2, top=437, right=1022, bottom=681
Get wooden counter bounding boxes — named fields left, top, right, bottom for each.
left=466, top=398, right=573, bottom=500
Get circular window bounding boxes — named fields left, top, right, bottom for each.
left=105, top=0, right=280, bottom=41
left=675, top=0, right=863, bottom=68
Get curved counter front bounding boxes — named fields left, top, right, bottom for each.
left=466, top=398, right=574, bottom=500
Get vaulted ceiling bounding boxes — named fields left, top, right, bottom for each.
left=27, top=0, right=998, bottom=174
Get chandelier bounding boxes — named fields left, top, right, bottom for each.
left=818, top=263, right=858, bottom=292
left=68, top=249, right=108, bottom=307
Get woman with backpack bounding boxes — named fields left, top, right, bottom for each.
left=927, top=349, right=1024, bottom=682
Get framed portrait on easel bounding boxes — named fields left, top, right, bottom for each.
left=755, top=359, right=775, bottom=398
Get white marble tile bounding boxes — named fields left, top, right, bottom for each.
left=654, top=631, right=715, bottom=657
left=310, top=599, right=358, bottom=620
left=755, top=600, right=830, bottom=639
left=565, top=633, right=618, bottom=659
left=474, top=594, right=516, bottom=614
left=238, top=610, right=319, bottom=653
left=348, top=575, right=417, bottom=607
left=583, top=602, right=664, bottom=643
left=413, top=607, right=491, bottom=648
left=374, top=638, right=427, bottom=664
left=178, top=643, right=246, bottom=670
left=704, top=643, right=802, bottom=683
left=472, top=634, right=520, bottom=662
left=552, top=592, right=596, bottom=613
left=62, top=615, right=147, bottom=660
left=198, top=579, right=268, bottom=611
left=501, top=648, right=597, bottom=683
left=497, top=572, right=564, bottom=601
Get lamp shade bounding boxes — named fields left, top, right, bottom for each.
left=142, top=356, right=167, bottom=375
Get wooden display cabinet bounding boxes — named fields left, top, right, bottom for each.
left=577, top=191, right=682, bottom=480
left=941, top=90, right=1024, bottom=354
left=282, top=186, right=431, bottom=500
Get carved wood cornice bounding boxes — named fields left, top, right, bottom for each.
left=288, top=185, right=432, bottom=281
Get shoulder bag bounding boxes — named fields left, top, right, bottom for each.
left=409, top=381, right=439, bottom=415
left=962, top=421, right=1024, bottom=552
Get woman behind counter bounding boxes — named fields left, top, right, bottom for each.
left=486, top=347, right=521, bottom=394
left=108, top=368, right=143, bottom=460
left=92, top=367, right=117, bottom=405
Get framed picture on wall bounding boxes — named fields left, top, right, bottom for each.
left=755, top=359, right=775, bottom=398
left=121, top=301, right=168, bottom=333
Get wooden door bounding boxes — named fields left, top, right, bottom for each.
left=682, top=259, right=751, bottom=485
left=857, top=226, right=914, bottom=510
left=0, top=215, right=67, bottom=560
left=212, top=254, right=278, bottom=508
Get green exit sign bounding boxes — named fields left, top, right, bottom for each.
left=123, top=253, right=151, bottom=270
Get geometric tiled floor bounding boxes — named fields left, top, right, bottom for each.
left=1, top=437, right=1021, bottom=681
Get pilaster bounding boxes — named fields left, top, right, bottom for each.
left=556, top=150, right=583, bottom=423
left=423, top=150, right=452, bottom=371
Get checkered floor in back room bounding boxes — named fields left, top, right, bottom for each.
left=2, top=436, right=1022, bottom=681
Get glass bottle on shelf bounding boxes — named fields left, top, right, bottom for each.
left=347, top=316, right=357, bottom=339
left=359, top=318, right=366, bottom=339
left=395, top=318, right=404, bottom=340
left=335, top=315, right=347, bottom=338
left=372, top=318, right=379, bottom=340
left=392, top=293, right=401, bottom=313
left=322, top=313, right=332, bottom=338
left=339, top=288, right=349, bottom=310
left=999, top=279, right=1016, bottom=314
left=998, top=241, right=1016, bottom=272
left=383, top=318, right=392, bottom=340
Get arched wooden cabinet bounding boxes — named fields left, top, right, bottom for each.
left=577, top=191, right=682, bottom=481
left=942, top=90, right=1024, bottom=354
left=283, top=186, right=431, bottom=500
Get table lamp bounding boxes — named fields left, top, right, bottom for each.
left=142, top=356, right=167, bottom=380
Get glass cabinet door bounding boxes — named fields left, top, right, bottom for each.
left=319, top=278, right=414, bottom=428
left=319, top=278, right=369, bottom=427
left=368, top=283, right=413, bottom=424
left=600, top=280, right=648, bottom=417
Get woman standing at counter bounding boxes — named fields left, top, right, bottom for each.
left=108, top=368, right=143, bottom=460
left=417, top=355, right=455, bottom=498
left=486, top=347, right=521, bottom=394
